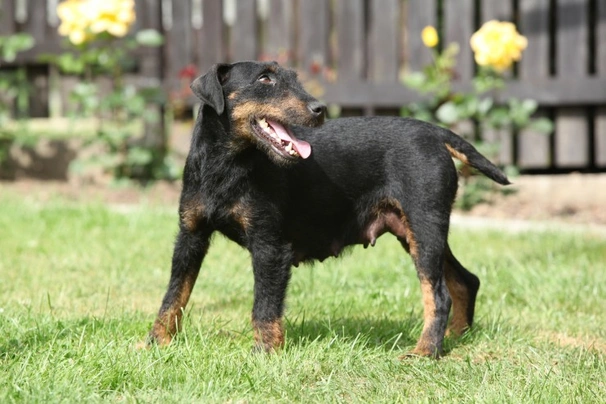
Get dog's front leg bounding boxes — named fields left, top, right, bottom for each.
left=148, top=222, right=213, bottom=346
left=250, top=240, right=293, bottom=352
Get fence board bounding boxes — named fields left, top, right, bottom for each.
left=519, top=0, right=549, bottom=79
left=480, top=0, right=514, bottom=165
left=596, top=0, right=606, bottom=167
left=367, top=0, right=400, bottom=82
left=555, top=0, right=589, bottom=167
left=481, top=0, right=512, bottom=21
left=518, top=110, right=551, bottom=168
left=231, top=0, right=257, bottom=61
left=136, top=0, right=162, bottom=79
left=194, top=0, right=225, bottom=73
left=0, top=0, right=16, bottom=35
left=163, top=0, right=192, bottom=89
left=518, top=0, right=551, bottom=168
left=265, top=0, right=293, bottom=64
left=597, top=108, right=606, bottom=167
left=444, top=0, right=474, bottom=80
left=298, top=0, right=329, bottom=72
left=335, top=0, right=364, bottom=81
left=555, top=108, right=588, bottom=167
left=405, top=0, right=436, bottom=72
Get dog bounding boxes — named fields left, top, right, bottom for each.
left=146, top=61, right=510, bottom=358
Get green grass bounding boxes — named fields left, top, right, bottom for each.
left=1, top=190, right=605, bottom=403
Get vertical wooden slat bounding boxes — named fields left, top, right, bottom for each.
left=440, top=0, right=474, bottom=133
left=555, top=109, right=588, bottom=167
left=298, top=0, right=329, bottom=72
left=480, top=0, right=515, bottom=165
left=555, top=0, right=588, bottom=167
left=518, top=0, right=551, bottom=168
left=194, top=0, right=225, bottom=74
left=335, top=0, right=364, bottom=81
left=405, top=0, right=436, bottom=72
left=21, top=1, right=48, bottom=117
left=367, top=0, right=400, bottom=82
left=265, top=0, right=293, bottom=64
left=0, top=0, right=16, bottom=35
left=519, top=0, right=549, bottom=78
left=596, top=0, right=606, bottom=167
left=444, top=0, right=475, bottom=81
left=231, top=0, right=257, bottom=61
left=164, top=0, right=192, bottom=89
left=136, top=0, right=163, bottom=79
left=481, top=1, right=512, bottom=21
left=596, top=108, right=606, bottom=167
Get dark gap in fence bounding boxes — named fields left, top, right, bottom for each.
left=473, top=0, right=482, bottom=77
left=512, top=128, right=520, bottom=166
left=547, top=107, right=557, bottom=169
left=26, top=64, right=49, bottom=118
left=512, top=0, right=520, bottom=78
left=588, top=106, right=596, bottom=168
left=363, top=0, right=372, bottom=116
left=548, top=0, right=557, bottom=76
left=436, top=0, right=444, bottom=53
left=588, top=0, right=597, bottom=75
left=363, top=0, right=370, bottom=81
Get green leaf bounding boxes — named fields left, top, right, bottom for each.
left=527, top=117, right=554, bottom=134
left=436, top=102, right=460, bottom=125
left=520, top=99, right=538, bottom=115
left=0, top=33, right=35, bottom=62
left=402, top=72, right=427, bottom=90
left=126, top=147, right=153, bottom=166
left=477, top=98, right=494, bottom=116
left=135, top=29, right=164, bottom=47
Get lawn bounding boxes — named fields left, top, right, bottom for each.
left=0, top=189, right=605, bottom=403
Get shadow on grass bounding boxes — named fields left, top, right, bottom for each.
left=283, top=314, right=485, bottom=356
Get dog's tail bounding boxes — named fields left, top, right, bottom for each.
left=442, top=129, right=511, bottom=185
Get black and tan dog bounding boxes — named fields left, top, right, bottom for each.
left=147, top=61, right=509, bottom=358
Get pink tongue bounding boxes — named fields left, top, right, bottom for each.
left=267, top=119, right=312, bottom=159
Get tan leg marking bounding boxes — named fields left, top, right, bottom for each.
left=252, top=319, right=284, bottom=352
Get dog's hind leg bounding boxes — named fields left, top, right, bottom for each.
left=249, top=238, right=293, bottom=352
left=148, top=220, right=212, bottom=346
left=399, top=219, right=452, bottom=358
left=444, top=244, right=480, bottom=336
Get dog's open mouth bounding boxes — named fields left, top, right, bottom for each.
left=251, top=118, right=311, bottom=159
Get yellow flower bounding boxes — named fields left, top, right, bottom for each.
left=470, top=20, right=528, bottom=72
left=57, top=0, right=136, bottom=45
left=57, top=0, right=93, bottom=45
left=421, top=26, right=439, bottom=48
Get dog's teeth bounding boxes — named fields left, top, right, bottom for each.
left=289, top=150, right=296, bottom=155
left=285, top=142, right=293, bottom=152
left=259, top=118, right=268, bottom=128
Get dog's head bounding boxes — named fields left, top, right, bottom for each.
left=191, top=61, right=325, bottom=165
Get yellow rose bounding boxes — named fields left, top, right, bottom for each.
left=57, top=0, right=93, bottom=45
left=421, top=26, right=439, bottom=48
left=470, top=20, right=527, bottom=72
left=57, top=0, right=136, bottom=44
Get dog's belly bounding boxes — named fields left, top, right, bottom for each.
left=287, top=207, right=409, bottom=266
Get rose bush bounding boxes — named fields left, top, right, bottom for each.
left=403, top=22, right=552, bottom=209
left=46, top=0, right=173, bottom=182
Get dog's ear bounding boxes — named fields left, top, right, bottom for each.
left=190, top=63, right=231, bottom=115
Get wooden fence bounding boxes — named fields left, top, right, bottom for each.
left=1, top=0, right=606, bottom=172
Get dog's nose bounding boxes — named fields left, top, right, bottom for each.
left=307, top=101, right=326, bottom=118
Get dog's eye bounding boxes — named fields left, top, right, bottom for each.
left=258, top=75, right=273, bottom=85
